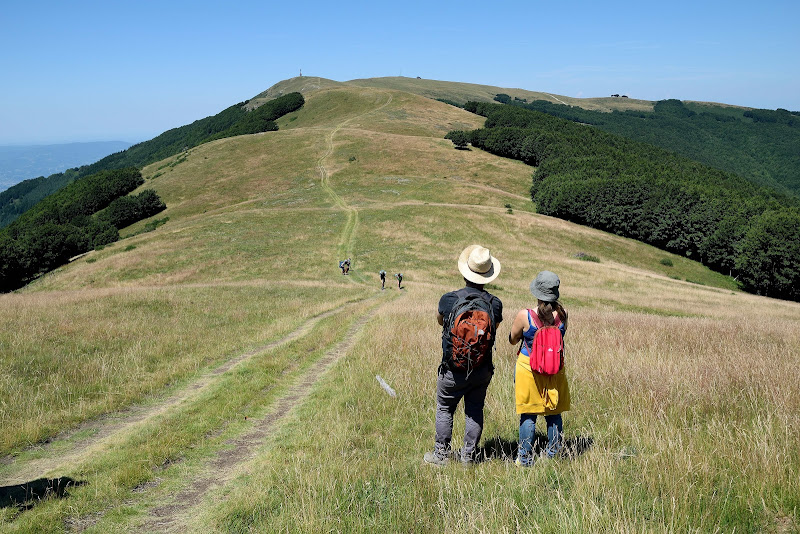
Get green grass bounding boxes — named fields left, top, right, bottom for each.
left=0, top=284, right=371, bottom=455
left=1, top=298, right=391, bottom=530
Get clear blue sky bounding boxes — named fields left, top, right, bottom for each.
left=2, top=0, right=798, bottom=145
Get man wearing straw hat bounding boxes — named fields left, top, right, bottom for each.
left=424, top=245, right=503, bottom=466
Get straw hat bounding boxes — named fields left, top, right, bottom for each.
left=458, top=245, right=501, bottom=284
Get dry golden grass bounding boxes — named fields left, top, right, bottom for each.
left=2, top=80, right=798, bottom=533
left=196, top=280, right=800, bottom=532
left=346, top=76, right=656, bottom=112
left=204, top=282, right=800, bottom=533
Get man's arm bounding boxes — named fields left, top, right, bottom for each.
left=436, top=293, right=450, bottom=326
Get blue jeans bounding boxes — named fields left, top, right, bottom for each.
left=518, top=413, right=562, bottom=465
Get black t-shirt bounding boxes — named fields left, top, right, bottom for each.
left=438, top=286, right=503, bottom=365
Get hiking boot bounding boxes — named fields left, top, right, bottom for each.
left=423, top=451, right=449, bottom=467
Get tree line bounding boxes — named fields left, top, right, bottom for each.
left=79, top=92, right=305, bottom=176
left=0, top=92, right=306, bottom=291
left=0, top=92, right=305, bottom=229
left=0, top=169, right=79, bottom=227
left=490, top=97, right=800, bottom=198
left=0, top=168, right=166, bottom=291
left=449, top=102, right=800, bottom=301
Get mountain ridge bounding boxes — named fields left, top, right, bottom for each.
left=254, top=75, right=759, bottom=113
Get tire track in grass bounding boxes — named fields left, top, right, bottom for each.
left=0, top=294, right=379, bottom=487
left=139, top=293, right=396, bottom=532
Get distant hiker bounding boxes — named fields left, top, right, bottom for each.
left=395, top=272, right=403, bottom=289
left=339, top=258, right=351, bottom=275
left=508, top=270, right=569, bottom=466
left=379, top=270, right=386, bottom=290
left=423, top=245, right=503, bottom=466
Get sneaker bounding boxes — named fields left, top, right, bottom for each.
left=423, top=451, right=448, bottom=467
left=515, top=456, right=535, bottom=467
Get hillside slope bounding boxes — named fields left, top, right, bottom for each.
left=1, top=83, right=799, bottom=533
left=251, top=75, right=656, bottom=112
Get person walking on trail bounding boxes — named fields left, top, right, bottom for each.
left=379, top=270, right=386, bottom=290
left=340, top=258, right=351, bottom=275
left=508, top=270, right=569, bottom=466
left=395, top=272, right=403, bottom=289
left=423, top=245, right=503, bottom=466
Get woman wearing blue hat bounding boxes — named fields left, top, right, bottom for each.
left=508, top=270, right=570, bottom=466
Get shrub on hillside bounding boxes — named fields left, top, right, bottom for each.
left=99, top=189, right=166, bottom=229
left=445, top=130, right=470, bottom=149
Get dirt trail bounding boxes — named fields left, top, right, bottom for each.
left=0, top=298, right=372, bottom=486
left=133, top=93, right=401, bottom=532
left=316, top=93, right=393, bottom=260
left=544, top=93, right=568, bottom=105
left=2, top=92, right=399, bottom=527
left=140, top=297, right=387, bottom=532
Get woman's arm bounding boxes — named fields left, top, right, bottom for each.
left=508, top=308, right=529, bottom=345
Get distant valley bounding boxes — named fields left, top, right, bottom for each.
left=0, top=141, right=132, bottom=191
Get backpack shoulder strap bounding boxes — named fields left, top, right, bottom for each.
left=529, top=308, right=562, bottom=329
left=528, top=308, right=544, bottom=329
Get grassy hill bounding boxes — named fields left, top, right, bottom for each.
left=251, top=75, right=656, bottom=112
left=1, top=82, right=799, bottom=532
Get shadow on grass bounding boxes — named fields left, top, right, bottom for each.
left=0, top=477, right=86, bottom=511
left=478, top=435, right=594, bottom=463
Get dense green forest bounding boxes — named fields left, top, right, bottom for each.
left=451, top=102, right=800, bottom=301
left=0, top=92, right=305, bottom=229
left=0, top=168, right=165, bottom=291
left=0, top=169, right=80, bottom=227
left=493, top=95, right=800, bottom=197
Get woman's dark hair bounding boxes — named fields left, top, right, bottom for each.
left=537, top=300, right=568, bottom=329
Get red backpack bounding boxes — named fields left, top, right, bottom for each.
left=526, top=309, right=563, bottom=375
left=445, top=293, right=495, bottom=375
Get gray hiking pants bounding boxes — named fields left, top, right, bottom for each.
left=434, top=365, right=492, bottom=462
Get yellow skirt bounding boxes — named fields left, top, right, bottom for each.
left=515, top=353, right=570, bottom=415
